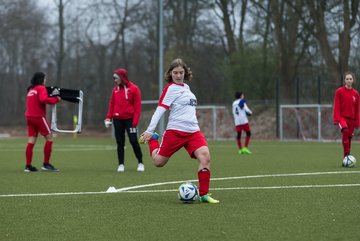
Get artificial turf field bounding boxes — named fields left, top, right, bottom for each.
left=1, top=137, right=360, bottom=241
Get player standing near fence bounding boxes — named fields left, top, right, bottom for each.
left=232, top=91, right=253, bottom=155
left=139, top=58, right=219, bottom=204
left=24, top=72, right=61, bottom=172
left=105, top=68, right=144, bottom=172
left=333, top=71, right=360, bottom=158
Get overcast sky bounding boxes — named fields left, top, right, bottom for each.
left=37, top=0, right=53, bottom=8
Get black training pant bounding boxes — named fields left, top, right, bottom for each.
left=113, top=118, right=143, bottom=165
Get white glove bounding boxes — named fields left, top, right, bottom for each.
left=104, top=119, right=112, bottom=128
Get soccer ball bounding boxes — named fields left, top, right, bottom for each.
left=178, top=182, right=199, bottom=203
left=342, top=155, right=356, bottom=167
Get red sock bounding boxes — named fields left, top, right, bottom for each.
left=237, top=139, right=242, bottom=149
left=245, top=136, right=250, bottom=147
left=44, top=141, right=53, bottom=164
left=26, top=143, right=35, bottom=166
left=198, top=168, right=210, bottom=196
left=148, top=138, right=159, bottom=156
left=342, top=129, right=350, bottom=157
left=349, top=137, right=352, bottom=154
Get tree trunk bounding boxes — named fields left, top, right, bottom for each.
left=270, top=0, right=301, bottom=99
left=216, top=0, right=236, bottom=55
left=56, top=0, right=65, bottom=86
left=238, top=0, right=248, bottom=51
left=306, top=0, right=359, bottom=85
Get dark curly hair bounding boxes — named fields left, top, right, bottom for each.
left=27, top=72, right=46, bottom=92
left=164, top=58, right=193, bottom=83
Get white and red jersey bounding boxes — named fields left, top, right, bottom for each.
left=25, top=85, right=59, bottom=117
left=232, top=98, right=252, bottom=126
left=146, top=82, right=200, bottom=133
left=333, top=86, right=360, bottom=127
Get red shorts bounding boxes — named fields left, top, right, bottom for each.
left=338, top=117, right=355, bottom=137
left=26, top=117, right=52, bottom=137
left=158, top=130, right=207, bottom=159
left=235, top=123, right=250, bottom=132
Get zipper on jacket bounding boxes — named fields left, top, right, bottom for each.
left=124, top=85, right=128, bottom=99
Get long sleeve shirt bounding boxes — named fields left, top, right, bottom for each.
left=333, top=86, right=360, bottom=128
left=106, top=82, right=142, bottom=127
left=25, top=85, right=59, bottom=117
left=146, top=82, right=200, bottom=133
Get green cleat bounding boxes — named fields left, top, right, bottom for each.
left=241, top=147, right=252, bottom=155
left=200, top=194, right=220, bottom=204
left=238, top=149, right=244, bottom=155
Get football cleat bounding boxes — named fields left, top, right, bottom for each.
left=41, top=163, right=59, bottom=172
left=24, top=165, right=38, bottom=172
left=200, top=194, right=220, bottom=204
left=241, top=147, right=252, bottom=155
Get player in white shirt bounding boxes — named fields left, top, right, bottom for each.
left=232, top=91, right=253, bottom=154
left=139, top=58, right=219, bottom=204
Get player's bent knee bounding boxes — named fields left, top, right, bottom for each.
left=45, top=135, right=53, bottom=142
left=153, top=161, right=165, bottom=167
left=153, top=157, right=168, bottom=167
left=197, top=152, right=211, bottom=166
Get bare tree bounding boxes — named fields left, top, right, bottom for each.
left=238, top=0, right=248, bottom=50
left=2, top=0, right=360, bottom=129
left=0, top=0, right=49, bottom=124
left=249, top=0, right=275, bottom=98
left=269, top=0, right=303, bottom=98
left=54, top=0, right=71, bottom=86
left=79, top=0, right=146, bottom=124
left=215, top=0, right=237, bottom=55
left=165, top=0, right=209, bottom=55
left=305, top=0, right=359, bottom=84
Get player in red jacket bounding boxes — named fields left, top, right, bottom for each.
left=105, top=68, right=144, bottom=172
left=25, top=72, right=61, bottom=172
left=333, top=71, right=360, bottom=159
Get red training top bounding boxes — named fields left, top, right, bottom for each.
left=333, top=86, right=360, bottom=128
left=25, top=85, right=60, bottom=117
left=106, top=68, right=142, bottom=127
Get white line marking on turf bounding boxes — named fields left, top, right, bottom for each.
left=0, top=171, right=359, bottom=198
left=210, top=183, right=360, bottom=190
left=119, top=183, right=360, bottom=193
left=0, top=191, right=107, bottom=197
left=2, top=183, right=360, bottom=198
left=0, top=145, right=116, bottom=152
left=114, top=170, right=360, bottom=192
